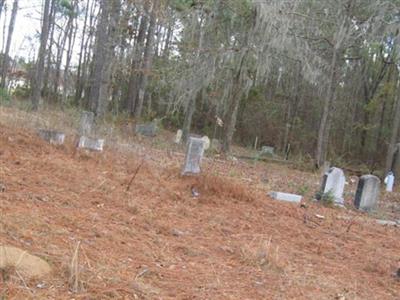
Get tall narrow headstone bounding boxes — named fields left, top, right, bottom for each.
left=78, top=136, right=105, bottom=151
left=182, top=137, right=205, bottom=175
left=354, top=175, right=380, bottom=211
left=201, top=136, right=210, bottom=150
left=175, top=129, right=183, bottom=144
left=38, top=129, right=65, bottom=145
left=79, top=111, right=95, bottom=136
left=320, top=167, right=346, bottom=205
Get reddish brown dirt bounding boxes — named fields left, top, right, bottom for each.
left=1, top=123, right=400, bottom=299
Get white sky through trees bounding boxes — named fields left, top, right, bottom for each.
left=1, top=0, right=42, bottom=61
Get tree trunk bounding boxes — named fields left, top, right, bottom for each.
left=43, top=0, right=56, bottom=98
left=125, top=2, right=150, bottom=114
left=315, top=48, right=338, bottom=168
left=62, top=14, right=78, bottom=106
left=53, top=18, right=72, bottom=99
left=74, top=0, right=91, bottom=105
left=182, top=93, right=197, bottom=142
left=385, top=83, right=400, bottom=173
left=31, top=0, right=53, bottom=110
left=221, top=49, right=248, bottom=154
left=0, top=0, right=18, bottom=90
left=134, top=8, right=156, bottom=119
left=88, top=0, right=117, bottom=116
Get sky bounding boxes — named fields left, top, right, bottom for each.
left=1, top=0, right=42, bottom=61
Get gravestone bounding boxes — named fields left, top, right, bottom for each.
left=79, top=111, right=95, bottom=136
left=354, top=175, right=380, bottom=211
left=202, top=136, right=210, bottom=150
left=38, top=129, right=65, bottom=145
left=320, top=167, right=346, bottom=205
left=175, top=129, right=183, bottom=144
left=182, top=137, right=205, bottom=175
left=78, top=136, right=105, bottom=151
left=269, top=192, right=302, bottom=204
left=260, top=146, right=274, bottom=156
left=135, top=122, right=158, bottom=137
left=211, top=139, right=222, bottom=152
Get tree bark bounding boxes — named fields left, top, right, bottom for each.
left=385, top=83, right=400, bottom=173
left=125, top=1, right=150, bottom=114
left=315, top=48, right=338, bottom=168
left=134, top=8, right=156, bottom=119
left=222, top=49, right=248, bottom=154
left=31, top=0, right=53, bottom=110
left=88, top=0, right=120, bottom=116
left=74, top=0, right=91, bottom=105
left=0, top=0, right=18, bottom=90
left=62, top=6, right=78, bottom=106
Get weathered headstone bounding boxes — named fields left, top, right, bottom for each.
left=182, top=137, right=205, bottom=175
left=354, top=175, right=380, bottom=211
left=175, top=129, right=183, bottom=144
left=260, top=146, right=274, bottom=156
left=320, top=167, right=346, bottom=205
left=78, top=136, right=105, bottom=151
left=38, top=129, right=65, bottom=145
left=135, top=122, right=158, bottom=137
left=211, top=138, right=221, bottom=152
left=79, top=111, right=95, bottom=136
left=202, top=136, right=210, bottom=150
left=269, top=192, right=302, bottom=204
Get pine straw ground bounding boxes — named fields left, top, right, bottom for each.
left=0, top=115, right=400, bottom=299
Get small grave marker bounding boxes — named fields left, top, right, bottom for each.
left=135, top=122, right=158, bottom=137
left=260, top=146, right=274, bottom=156
left=175, top=129, right=183, bottom=144
left=79, top=111, right=95, bottom=136
left=211, top=138, right=221, bottom=152
left=78, top=136, right=105, bottom=151
left=182, top=137, right=205, bottom=175
left=269, top=192, right=302, bottom=204
left=202, top=136, right=210, bottom=150
left=320, top=167, right=345, bottom=205
left=38, top=129, right=65, bottom=145
left=354, top=175, right=380, bottom=211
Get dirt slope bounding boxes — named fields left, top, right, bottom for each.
left=0, top=123, right=399, bottom=299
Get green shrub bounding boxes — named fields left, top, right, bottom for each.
left=315, top=189, right=335, bottom=207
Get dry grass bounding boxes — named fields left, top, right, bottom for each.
left=1, top=105, right=400, bottom=299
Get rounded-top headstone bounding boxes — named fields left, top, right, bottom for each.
left=321, top=167, right=346, bottom=205
left=354, top=175, right=380, bottom=211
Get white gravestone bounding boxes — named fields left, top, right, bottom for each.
left=38, top=129, right=65, bottom=145
left=320, top=167, right=346, bottom=205
left=354, top=175, right=380, bottom=211
left=175, top=129, right=183, bottom=144
left=79, top=111, right=95, bottom=136
left=201, top=136, right=210, bottom=150
left=182, top=137, right=205, bottom=175
left=78, top=136, right=105, bottom=152
left=269, top=192, right=302, bottom=204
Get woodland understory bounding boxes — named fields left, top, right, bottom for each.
left=1, top=0, right=400, bottom=173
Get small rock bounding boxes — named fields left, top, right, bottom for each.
left=171, top=229, right=185, bottom=237
left=376, top=219, right=398, bottom=226
left=36, top=282, right=46, bottom=289
left=315, top=214, right=325, bottom=220
left=191, top=186, right=200, bottom=198
left=0, top=182, right=5, bottom=192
